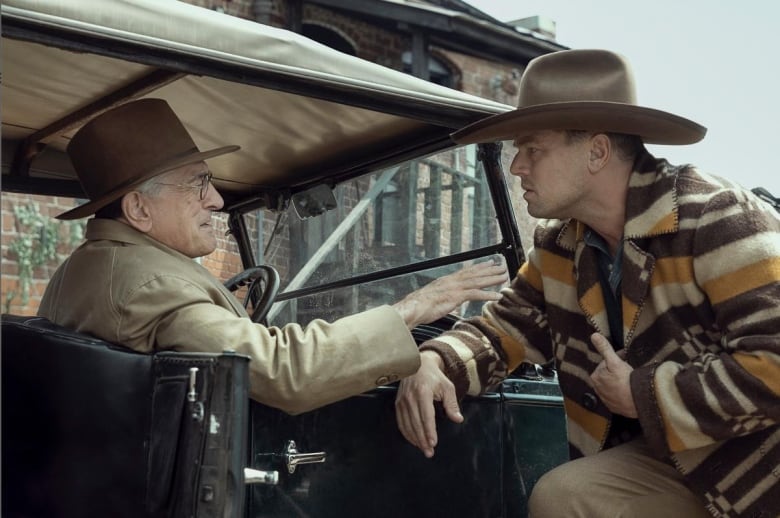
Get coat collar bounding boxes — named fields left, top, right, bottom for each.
left=83, top=218, right=247, bottom=315
left=85, top=217, right=196, bottom=263
left=623, top=152, right=680, bottom=240
left=555, top=152, right=681, bottom=252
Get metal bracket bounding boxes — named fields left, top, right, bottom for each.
left=283, top=440, right=326, bottom=474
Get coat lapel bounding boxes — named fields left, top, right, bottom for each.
left=620, top=154, right=681, bottom=347
left=555, top=153, right=682, bottom=347
left=621, top=242, right=655, bottom=346
left=557, top=220, right=611, bottom=338
left=575, top=239, right=611, bottom=338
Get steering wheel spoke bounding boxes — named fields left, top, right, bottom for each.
left=223, top=265, right=280, bottom=324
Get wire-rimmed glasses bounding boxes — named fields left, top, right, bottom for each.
left=154, top=171, right=213, bottom=200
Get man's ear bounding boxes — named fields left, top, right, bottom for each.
left=120, top=192, right=153, bottom=233
left=588, top=133, right=611, bottom=173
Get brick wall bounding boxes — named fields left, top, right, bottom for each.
left=303, top=4, right=406, bottom=68
left=2, top=195, right=83, bottom=315
left=186, top=0, right=255, bottom=19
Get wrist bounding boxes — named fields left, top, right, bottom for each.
left=420, top=349, right=444, bottom=370
left=393, top=298, right=422, bottom=330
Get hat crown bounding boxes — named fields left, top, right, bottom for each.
left=450, top=48, right=705, bottom=146
left=67, top=99, right=199, bottom=200
left=518, top=49, right=638, bottom=107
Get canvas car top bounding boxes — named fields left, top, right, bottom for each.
left=1, top=0, right=513, bottom=210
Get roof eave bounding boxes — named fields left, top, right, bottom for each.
left=308, top=0, right=567, bottom=63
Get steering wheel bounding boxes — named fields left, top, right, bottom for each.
left=223, top=265, right=280, bottom=325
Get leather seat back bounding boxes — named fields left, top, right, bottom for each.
left=1, top=315, right=250, bottom=518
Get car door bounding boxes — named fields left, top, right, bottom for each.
left=236, top=146, right=568, bottom=517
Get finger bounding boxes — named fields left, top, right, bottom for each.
left=463, top=263, right=508, bottom=280
left=454, top=261, right=507, bottom=279
left=420, top=391, right=440, bottom=452
left=590, top=332, right=622, bottom=368
left=417, top=408, right=437, bottom=457
left=450, top=265, right=508, bottom=290
left=395, top=393, right=418, bottom=448
left=449, top=273, right=507, bottom=292
left=439, top=385, right=464, bottom=425
left=396, top=392, right=429, bottom=454
left=459, top=288, right=502, bottom=302
left=396, top=403, right=415, bottom=446
left=408, top=389, right=437, bottom=456
left=431, top=263, right=507, bottom=293
left=463, top=260, right=503, bottom=272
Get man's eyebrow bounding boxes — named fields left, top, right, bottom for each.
left=513, top=135, right=538, bottom=147
left=192, top=170, right=211, bottom=180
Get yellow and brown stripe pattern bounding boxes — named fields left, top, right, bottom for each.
left=420, top=154, right=780, bottom=517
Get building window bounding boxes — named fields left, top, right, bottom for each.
left=302, top=24, right=356, bottom=56
left=402, top=51, right=453, bottom=87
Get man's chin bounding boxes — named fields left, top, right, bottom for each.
left=526, top=205, right=543, bottom=218
left=191, top=239, right=218, bottom=259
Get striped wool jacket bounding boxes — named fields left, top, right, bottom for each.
left=421, top=154, right=780, bottom=517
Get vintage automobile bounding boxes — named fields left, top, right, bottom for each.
left=1, top=1, right=569, bottom=517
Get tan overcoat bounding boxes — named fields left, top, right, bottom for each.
left=39, top=218, right=420, bottom=414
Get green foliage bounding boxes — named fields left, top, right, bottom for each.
left=4, top=203, right=85, bottom=310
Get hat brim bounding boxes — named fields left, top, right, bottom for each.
left=56, top=145, right=240, bottom=220
left=451, top=102, right=706, bottom=146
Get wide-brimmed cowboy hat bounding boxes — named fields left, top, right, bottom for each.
left=57, top=98, right=239, bottom=220
left=451, top=49, right=706, bottom=145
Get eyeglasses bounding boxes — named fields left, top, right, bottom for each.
left=153, top=172, right=213, bottom=200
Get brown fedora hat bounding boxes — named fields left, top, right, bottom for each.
left=451, top=49, right=706, bottom=145
left=57, top=98, right=239, bottom=220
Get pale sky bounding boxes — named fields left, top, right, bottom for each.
left=465, top=0, right=780, bottom=196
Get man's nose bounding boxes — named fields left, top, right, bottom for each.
left=509, top=152, right=529, bottom=177
left=203, top=181, right=224, bottom=210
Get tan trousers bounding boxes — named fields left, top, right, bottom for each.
left=528, top=437, right=712, bottom=518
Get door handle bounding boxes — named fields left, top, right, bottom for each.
left=244, top=467, right=279, bottom=485
left=284, top=440, right=326, bottom=474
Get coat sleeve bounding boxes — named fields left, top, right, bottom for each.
left=419, top=247, right=554, bottom=399
left=631, top=189, right=780, bottom=454
left=117, top=275, right=421, bottom=414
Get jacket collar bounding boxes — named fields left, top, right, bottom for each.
left=84, top=217, right=247, bottom=316
left=85, top=217, right=196, bottom=263
left=556, top=151, right=681, bottom=251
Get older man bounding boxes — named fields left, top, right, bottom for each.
left=39, top=98, right=507, bottom=415
left=395, top=49, right=779, bottom=517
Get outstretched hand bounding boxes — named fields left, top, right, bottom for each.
left=392, top=261, right=508, bottom=329
left=589, top=332, right=638, bottom=418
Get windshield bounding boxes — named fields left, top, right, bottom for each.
left=256, top=144, right=506, bottom=326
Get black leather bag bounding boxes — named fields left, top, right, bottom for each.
left=1, top=315, right=250, bottom=518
